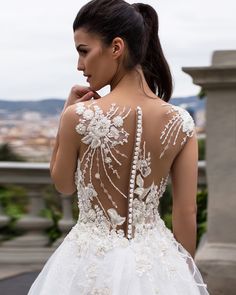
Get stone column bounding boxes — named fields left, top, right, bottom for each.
left=0, top=162, right=55, bottom=277
left=53, top=193, right=75, bottom=247
left=183, top=50, right=236, bottom=295
left=2, top=184, right=52, bottom=247
left=0, top=203, right=10, bottom=242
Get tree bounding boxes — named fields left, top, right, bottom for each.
left=198, top=87, right=206, bottom=99
left=0, top=143, right=26, bottom=161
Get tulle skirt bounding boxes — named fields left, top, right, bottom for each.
left=28, top=220, right=209, bottom=295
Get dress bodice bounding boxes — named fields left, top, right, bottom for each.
left=74, top=99, right=195, bottom=241
left=29, top=99, right=209, bottom=295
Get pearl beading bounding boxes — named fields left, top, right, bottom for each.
left=127, top=106, right=143, bottom=239
left=74, top=102, right=195, bottom=241
left=95, top=149, right=118, bottom=209
left=74, top=102, right=131, bottom=230
left=159, top=104, right=195, bottom=158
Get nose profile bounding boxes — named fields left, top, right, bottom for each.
left=77, top=58, right=84, bottom=71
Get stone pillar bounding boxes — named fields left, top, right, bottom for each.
left=0, top=203, right=10, bottom=242
left=53, top=193, right=75, bottom=247
left=182, top=50, right=236, bottom=295
left=0, top=162, right=73, bottom=278
left=2, top=184, right=52, bottom=247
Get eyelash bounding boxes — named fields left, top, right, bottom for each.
left=78, top=49, right=87, bottom=55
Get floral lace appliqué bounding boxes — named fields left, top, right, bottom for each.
left=74, top=103, right=170, bottom=243
left=74, top=102, right=131, bottom=236
left=160, top=104, right=195, bottom=158
left=64, top=103, right=210, bottom=294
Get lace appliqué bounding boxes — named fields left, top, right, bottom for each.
left=74, top=104, right=170, bottom=241
left=90, top=288, right=111, bottom=295
left=74, top=102, right=131, bottom=233
left=160, top=104, right=195, bottom=158
left=63, top=103, right=210, bottom=294
left=132, top=141, right=169, bottom=228
left=86, top=263, right=112, bottom=295
left=75, top=101, right=130, bottom=150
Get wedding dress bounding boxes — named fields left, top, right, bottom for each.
left=28, top=99, right=210, bottom=295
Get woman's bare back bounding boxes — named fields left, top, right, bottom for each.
left=74, top=95, right=195, bottom=238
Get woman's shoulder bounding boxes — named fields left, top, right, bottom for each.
left=160, top=102, right=195, bottom=126
left=158, top=102, right=196, bottom=158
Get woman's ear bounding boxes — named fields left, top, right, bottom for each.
left=111, top=37, right=125, bottom=59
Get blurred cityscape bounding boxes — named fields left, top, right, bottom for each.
left=0, top=96, right=206, bottom=162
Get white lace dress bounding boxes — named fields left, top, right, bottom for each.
left=28, top=101, right=210, bottom=295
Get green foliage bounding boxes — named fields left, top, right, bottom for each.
left=160, top=184, right=208, bottom=248
left=0, top=183, right=79, bottom=245
left=72, top=194, right=80, bottom=220
left=0, top=143, right=26, bottom=161
left=39, top=185, right=63, bottom=246
left=0, top=182, right=207, bottom=248
left=198, top=88, right=206, bottom=99
left=0, top=185, right=27, bottom=241
left=40, top=207, right=62, bottom=246
left=160, top=184, right=173, bottom=230
left=196, top=188, right=208, bottom=245
left=198, top=138, right=206, bottom=161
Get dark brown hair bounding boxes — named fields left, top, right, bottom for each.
left=73, top=0, right=173, bottom=101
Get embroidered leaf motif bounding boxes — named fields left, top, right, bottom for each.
left=74, top=102, right=170, bottom=245
left=113, top=115, right=123, bottom=127
left=160, top=104, right=195, bottom=158
left=136, top=174, right=144, bottom=187
left=107, top=208, right=126, bottom=226
left=75, top=102, right=131, bottom=230
left=134, top=187, right=144, bottom=196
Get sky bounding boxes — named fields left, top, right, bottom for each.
left=0, top=0, right=235, bottom=101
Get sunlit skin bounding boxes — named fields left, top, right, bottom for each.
left=74, top=28, right=122, bottom=91
left=50, top=27, right=198, bottom=258
left=73, top=28, right=157, bottom=102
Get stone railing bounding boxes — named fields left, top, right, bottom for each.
left=0, top=159, right=207, bottom=241
left=0, top=161, right=77, bottom=278
left=0, top=161, right=75, bottom=245
left=183, top=50, right=236, bottom=294
left=0, top=159, right=206, bottom=278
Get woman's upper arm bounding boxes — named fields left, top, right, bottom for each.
left=170, top=128, right=198, bottom=214
left=51, top=105, right=80, bottom=195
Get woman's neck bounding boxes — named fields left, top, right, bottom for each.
left=110, top=65, right=157, bottom=99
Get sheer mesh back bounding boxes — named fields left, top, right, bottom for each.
left=74, top=98, right=195, bottom=238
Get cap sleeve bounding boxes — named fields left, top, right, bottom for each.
left=176, top=106, right=195, bottom=143
left=160, top=104, right=196, bottom=158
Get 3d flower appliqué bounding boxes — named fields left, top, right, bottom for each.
left=74, top=102, right=131, bottom=233
left=160, top=104, right=195, bottom=158
left=75, top=102, right=130, bottom=150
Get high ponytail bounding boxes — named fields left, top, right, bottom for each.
left=132, top=3, right=173, bottom=101
left=73, top=0, right=173, bottom=102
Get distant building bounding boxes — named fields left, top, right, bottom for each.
left=22, top=112, right=42, bottom=121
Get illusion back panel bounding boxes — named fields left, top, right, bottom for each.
left=74, top=98, right=195, bottom=237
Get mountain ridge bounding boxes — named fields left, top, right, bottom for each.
left=0, top=96, right=205, bottom=117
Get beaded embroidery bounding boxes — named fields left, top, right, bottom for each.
left=67, top=101, right=199, bottom=289
left=74, top=102, right=195, bottom=241
left=62, top=101, right=206, bottom=292
left=160, top=104, right=195, bottom=158
left=75, top=101, right=131, bottom=233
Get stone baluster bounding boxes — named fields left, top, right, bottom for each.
left=0, top=162, right=55, bottom=275
left=2, top=184, right=52, bottom=247
left=183, top=50, right=236, bottom=295
left=53, top=193, right=75, bottom=247
left=0, top=202, right=10, bottom=242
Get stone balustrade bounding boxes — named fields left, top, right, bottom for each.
left=0, top=154, right=206, bottom=278
left=0, top=161, right=76, bottom=278
left=183, top=50, right=236, bottom=295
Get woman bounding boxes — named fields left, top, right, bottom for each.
left=28, top=0, right=210, bottom=294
